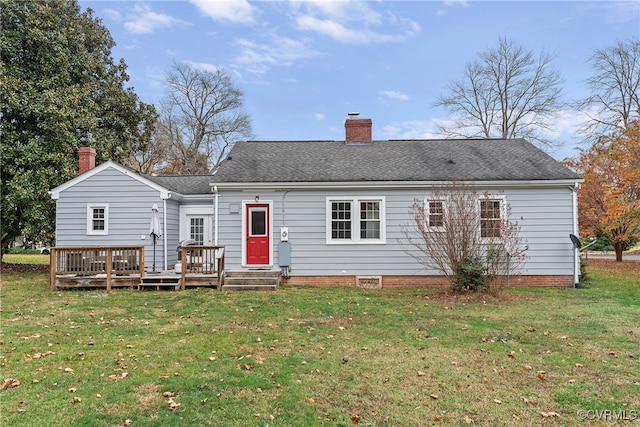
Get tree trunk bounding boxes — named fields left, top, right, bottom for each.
left=614, top=242, right=624, bottom=262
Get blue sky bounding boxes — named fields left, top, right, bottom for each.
left=79, top=1, right=639, bottom=160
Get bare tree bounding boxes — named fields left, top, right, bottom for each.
left=576, top=38, right=640, bottom=138
left=160, top=61, right=253, bottom=174
left=401, top=182, right=526, bottom=293
left=435, top=37, right=563, bottom=148
left=123, top=122, right=172, bottom=174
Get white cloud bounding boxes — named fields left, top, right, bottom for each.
left=603, top=1, right=640, bottom=24
left=443, top=0, right=469, bottom=7
left=182, top=60, right=223, bottom=74
left=124, top=4, right=185, bottom=34
left=103, top=8, right=122, bottom=21
left=381, top=119, right=445, bottom=140
left=291, top=1, right=420, bottom=44
left=315, top=113, right=325, bottom=121
left=234, top=35, right=322, bottom=74
left=381, top=90, right=410, bottom=101
left=190, top=0, right=257, bottom=24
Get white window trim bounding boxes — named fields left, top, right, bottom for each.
left=326, top=197, right=386, bottom=244
left=86, top=204, right=109, bottom=236
left=478, top=194, right=507, bottom=243
left=424, top=198, right=446, bottom=232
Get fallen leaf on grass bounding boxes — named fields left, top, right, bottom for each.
left=494, top=399, right=502, bottom=404
left=351, top=415, right=361, bottom=424
left=429, top=394, right=439, bottom=400
left=539, top=411, right=560, bottom=418
left=123, top=419, right=133, bottom=426
left=167, top=398, right=180, bottom=411
left=417, top=371, right=425, bottom=377
left=465, top=415, right=477, bottom=423
left=1, top=378, right=20, bottom=389
left=72, top=396, right=82, bottom=403
left=107, top=372, right=129, bottom=381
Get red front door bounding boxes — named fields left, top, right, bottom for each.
left=246, top=204, right=269, bottom=265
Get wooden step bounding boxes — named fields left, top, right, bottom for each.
left=138, top=275, right=181, bottom=291
left=222, top=269, right=280, bottom=291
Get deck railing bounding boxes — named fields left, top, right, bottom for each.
left=179, top=246, right=225, bottom=289
left=50, top=246, right=144, bottom=290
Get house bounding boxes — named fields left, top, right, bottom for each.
left=50, top=114, right=583, bottom=287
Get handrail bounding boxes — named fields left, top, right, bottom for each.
left=50, top=246, right=144, bottom=290
left=179, top=246, right=225, bottom=290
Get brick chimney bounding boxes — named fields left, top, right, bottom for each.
left=78, top=147, right=96, bottom=175
left=345, top=112, right=372, bottom=144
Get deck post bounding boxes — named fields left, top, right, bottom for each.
left=105, top=248, right=112, bottom=291
left=50, top=248, right=56, bottom=290
left=180, top=248, right=186, bottom=290
left=139, top=247, right=145, bottom=278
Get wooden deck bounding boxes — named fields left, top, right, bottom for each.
left=50, top=246, right=225, bottom=291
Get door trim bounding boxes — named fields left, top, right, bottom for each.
left=241, top=200, right=273, bottom=267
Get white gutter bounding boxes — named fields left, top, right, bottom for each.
left=211, top=179, right=583, bottom=191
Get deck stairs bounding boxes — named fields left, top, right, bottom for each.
left=222, top=269, right=280, bottom=291
left=138, top=274, right=181, bottom=290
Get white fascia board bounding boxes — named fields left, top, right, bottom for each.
left=49, top=160, right=180, bottom=200
left=211, top=179, right=583, bottom=192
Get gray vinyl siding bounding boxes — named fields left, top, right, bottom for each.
left=216, top=186, right=575, bottom=277
left=54, top=166, right=174, bottom=271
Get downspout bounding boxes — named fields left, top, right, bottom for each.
left=160, top=191, right=171, bottom=271
left=213, top=186, right=219, bottom=245
left=571, top=183, right=580, bottom=287
left=163, top=198, right=168, bottom=271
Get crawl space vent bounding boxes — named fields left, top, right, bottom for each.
left=356, top=276, right=382, bottom=289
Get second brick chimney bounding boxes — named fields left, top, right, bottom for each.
left=345, top=112, right=372, bottom=144
left=78, top=147, right=96, bottom=175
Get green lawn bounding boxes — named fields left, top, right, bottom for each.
left=1, top=259, right=638, bottom=426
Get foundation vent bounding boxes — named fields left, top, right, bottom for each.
left=356, top=276, right=382, bottom=289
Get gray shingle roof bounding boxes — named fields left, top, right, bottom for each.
left=211, top=138, right=579, bottom=184
left=146, top=174, right=214, bottom=195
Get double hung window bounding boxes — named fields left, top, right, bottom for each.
left=87, top=204, right=109, bottom=235
left=327, top=198, right=385, bottom=244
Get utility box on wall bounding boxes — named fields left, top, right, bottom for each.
left=278, top=241, right=291, bottom=267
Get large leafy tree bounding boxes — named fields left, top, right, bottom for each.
left=435, top=37, right=563, bottom=148
left=1, top=0, right=157, bottom=254
left=566, top=120, right=640, bottom=261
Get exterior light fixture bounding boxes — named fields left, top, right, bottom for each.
left=255, top=196, right=259, bottom=202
